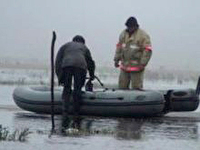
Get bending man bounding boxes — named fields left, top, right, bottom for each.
left=55, top=35, right=95, bottom=119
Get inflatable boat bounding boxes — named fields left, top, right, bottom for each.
left=13, top=84, right=200, bottom=117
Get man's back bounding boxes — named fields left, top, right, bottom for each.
left=61, top=41, right=88, bottom=70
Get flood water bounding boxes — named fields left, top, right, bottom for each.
left=1, top=83, right=200, bottom=150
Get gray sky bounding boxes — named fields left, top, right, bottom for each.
left=1, top=0, right=200, bottom=71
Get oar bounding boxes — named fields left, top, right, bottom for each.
left=86, top=76, right=107, bottom=90
left=94, top=75, right=110, bottom=91
left=94, top=75, right=104, bottom=88
left=50, top=31, right=56, bottom=132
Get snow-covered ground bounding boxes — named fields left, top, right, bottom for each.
left=0, top=68, right=198, bottom=91
left=0, top=68, right=50, bottom=85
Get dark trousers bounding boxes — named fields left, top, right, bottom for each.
left=62, top=67, right=86, bottom=115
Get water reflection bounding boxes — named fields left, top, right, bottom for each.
left=115, top=118, right=143, bottom=140
left=143, top=117, right=199, bottom=140
left=13, top=112, right=199, bottom=140
left=59, top=115, right=199, bottom=140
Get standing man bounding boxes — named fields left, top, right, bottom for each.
left=55, top=35, right=95, bottom=121
left=114, top=16, right=152, bottom=90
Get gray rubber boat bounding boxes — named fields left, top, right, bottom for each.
left=13, top=86, right=166, bottom=117
left=13, top=85, right=199, bottom=117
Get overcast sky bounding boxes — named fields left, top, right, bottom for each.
left=1, top=0, right=200, bottom=71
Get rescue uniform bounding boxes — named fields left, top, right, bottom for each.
left=114, top=28, right=152, bottom=89
left=55, top=41, right=95, bottom=115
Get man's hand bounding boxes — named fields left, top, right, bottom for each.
left=114, top=61, right=119, bottom=68
left=90, top=75, right=95, bottom=81
left=139, top=65, right=145, bottom=71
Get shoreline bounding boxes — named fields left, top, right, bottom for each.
left=0, top=104, right=21, bottom=111
left=1, top=63, right=200, bottom=85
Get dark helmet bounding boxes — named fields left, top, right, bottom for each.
left=125, top=16, right=139, bottom=28
left=72, top=35, right=85, bottom=44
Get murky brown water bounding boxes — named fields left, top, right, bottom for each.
left=1, top=85, right=200, bottom=150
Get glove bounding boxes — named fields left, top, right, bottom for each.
left=114, top=61, right=119, bottom=68
left=90, top=74, right=95, bottom=81
left=139, top=65, right=145, bottom=71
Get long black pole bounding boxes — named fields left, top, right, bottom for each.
left=51, top=31, right=56, bottom=131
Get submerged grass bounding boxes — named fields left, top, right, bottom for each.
left=0, top=125, right=32, bottom=142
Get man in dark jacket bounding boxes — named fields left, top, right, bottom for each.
left=55, top=35, right=95, bottom=122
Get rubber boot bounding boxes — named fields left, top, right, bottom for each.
left=61, top=95, right=71, bottom=132
left=73, top=92, right=82, bottom=116
left=72, top=115, right=82, bottom=129
left=61, top=113, right=70, bottom=131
